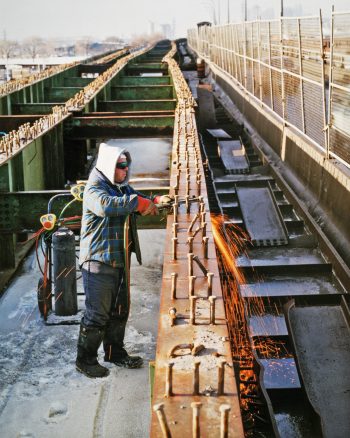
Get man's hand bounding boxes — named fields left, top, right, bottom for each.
left=153, top=195, right=175, bottom=206
left=137, top=196, right=159, bottom=216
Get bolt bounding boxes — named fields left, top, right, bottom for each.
left=186, top=181, right=190, bottom=197
left=207, top=272, right=214, bottom=296
left=220, top=404, right=231, bottom=438
left=168, top=307, right=177, bottom=327
left=172, top=237, right=178, bottom=261
left=193, top=361, right=201, bottom=395
left=209, top=296, right=217, bottom=325
left=188, top=253, right=194, bottom=276
left=188, top=275, right=196, bottom=297
left=165, top=362, right=174, bottom=397
left=174, top=173, right=180, bottom=191
left=188, top=213, right=199, bottom=233
left=190, top=296, right=198, bottom=325
left=187, top=236, right=194, bottom=253
left=173, top=203, right=178, bottom=222
left=185, top=195, right=190, bottom=213
left=191, top=402, right=202, bottom=438
left=172, top=222, right=178, bottom=238
left=202, top=222, right=207, bottom=238
left=153, top=403, right=172, bottom=438
left=217, top=360, right=226, bottom=395
left=203, top=237, right=209, bottom=259
left=171, top=273, right=178, bottom=299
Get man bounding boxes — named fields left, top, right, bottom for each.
left=76, top=143, right=169, bottom=378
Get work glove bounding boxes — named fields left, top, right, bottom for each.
left=137, top=196, right=159, bottom=216
left=153, top=194, right=174, bottom=205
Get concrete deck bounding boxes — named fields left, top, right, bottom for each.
left=0, top=230, right=165, bottom=438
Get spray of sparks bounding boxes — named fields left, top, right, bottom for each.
left=211, top=213, right=292, bottom=432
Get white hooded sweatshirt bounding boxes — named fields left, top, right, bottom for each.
left=95, top=142, right=132, bottom=186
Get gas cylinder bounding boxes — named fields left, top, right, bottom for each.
left=52, top=227, right=78, bottom=316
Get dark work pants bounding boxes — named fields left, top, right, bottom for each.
left=81, top=267, right=129, bottom=359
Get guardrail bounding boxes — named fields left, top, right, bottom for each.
left=188, top=10, right=350, bottom=168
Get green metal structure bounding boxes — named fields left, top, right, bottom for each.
left=0, top=41, right=175, bottom=278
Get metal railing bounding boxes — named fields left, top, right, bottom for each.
left=328, top=10, right=350, bottom=165
left=188, top=11, right=350, bottom=168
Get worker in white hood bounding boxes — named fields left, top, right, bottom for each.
left=76, top=143, right=170, bottom=378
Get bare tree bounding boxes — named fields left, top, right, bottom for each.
left=0, top=39, right=18, bottom=61
left=23, top=36, right=45, bottom=62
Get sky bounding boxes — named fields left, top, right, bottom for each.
left=1, top=0, right=350, bottom=41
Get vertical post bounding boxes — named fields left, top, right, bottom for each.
left=171, top=273, right=177, bottom=299
left=268, top=22, right=274, bottom=110
left=165, top=362, right=174, bottom=397
left=235, top=25, right=243, bottom=84
left=189, top=275, right=196, bottom=297
left=193, top=361, right=201, bottom=395
left=243, top=22, right=248, bottom=89
left=296, top=18, right=305, bottom=134
left=153, top=403, right=172, bottom=438
left=280, top=17, right=286, bottom=123
left=319, top=8, right=329, bottom=155
left=207, top=272, right=214, bottom=296
left=220, top=405, right=231, bottom=438
left=217, top=360, right=226, bottom=395
left=190, top=296, right=198, bottom=325
left=209, top=295, right=217, bottom=325
left=6, top=95, right=12, bottom=115
left=191, top=402, right=202, bottom=438
left=257, top=20, right=263, bottom=102
left=250, top=23, right=255, bottom=96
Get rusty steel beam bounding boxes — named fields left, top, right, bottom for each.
left=150, top=45, right=244, bottom=438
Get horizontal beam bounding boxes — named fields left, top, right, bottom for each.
left=12, top=103, right=56, bottom=115
left=99, top=99, right=177, bottom=112
left=111, top=85, right=174, bottom=100
left=44, top=86, right=83, bottom=102
left=63, top=77, right=94, bottom=87
left=116, top=76, right=171, bottom=86
left=126, top=64, right=168, bottom=74
left=78, top=64, right=110, bottom=75
left=0, top=115, right=45, bottom=132
left=66, top=114, right=174, bottom=138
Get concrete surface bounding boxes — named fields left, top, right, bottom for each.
left=0, top=229, right=165, bottom=438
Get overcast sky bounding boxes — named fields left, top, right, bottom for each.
left=1, top=0, right=349, bottom=41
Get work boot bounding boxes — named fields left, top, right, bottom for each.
left=104, top=347, right=143, bottom=369
left=76, top=324, right=109, bottom=378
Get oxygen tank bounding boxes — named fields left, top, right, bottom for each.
left=52, top=227, right=78, bottom=316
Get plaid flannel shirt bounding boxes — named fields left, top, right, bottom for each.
left=79, top=168, right=148, bottom=268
